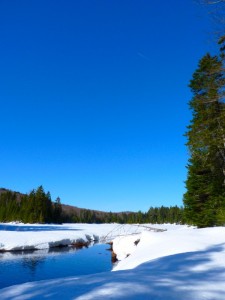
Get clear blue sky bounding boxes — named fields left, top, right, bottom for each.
left=0, top=0, right=215, bottom=212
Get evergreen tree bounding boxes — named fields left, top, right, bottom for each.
left=53, top=197, right=62, bottom=223
left=183, top=52, right=225, bottom=227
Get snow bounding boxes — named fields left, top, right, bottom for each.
left=113, top=226, right=225, bottom=271
left=0, top=223, right=122, bottom=251
left=1, top=223, right=225, bottom=299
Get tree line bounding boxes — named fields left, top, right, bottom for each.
left=69, top=206, right=184, bottom=224
left=0, top=186, right=62, bottom=224
left=0, top=186, right=184, bottom=224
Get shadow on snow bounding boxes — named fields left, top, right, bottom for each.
left=1, top=243, right=225, bottom=299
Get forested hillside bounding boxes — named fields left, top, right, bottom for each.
left=0, top=187, right=184, bottom=224
left=0, top=186, right=62, bottom=223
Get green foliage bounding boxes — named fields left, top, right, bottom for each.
left=0, top=187, right=184, bottom=224
left=0, top=186, right=62, bottom=224
left=146, top=206, right=184, bottom=224
left=183, top=46, right=225, bottom=227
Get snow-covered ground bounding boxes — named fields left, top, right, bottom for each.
left=1, top=223, right=225, bottom=299
left=0, top=222, right=152, bottom=251
left=0, top=222, right=167, bottom=251
left=0, top=223, right=115, bottom=251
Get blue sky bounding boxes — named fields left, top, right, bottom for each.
left=0, top=0, right=216, bottom=212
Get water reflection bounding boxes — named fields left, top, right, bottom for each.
left=0, top=244, right=88, bottom=262
left=0, top=244, right=111, bottom=289
left=0, top=224, right=82, bottom=232
left=22, top=255, right=45, bottom=274
left=0, top=245, right=91, bottom=277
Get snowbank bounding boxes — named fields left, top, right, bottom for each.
left=0, top=223, right=165, bottom=251
left=113, top=226, right=225, bottom=271
left=0, top=223, right=120, bottom=251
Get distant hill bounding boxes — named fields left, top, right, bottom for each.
left=0, top=188, right=24, bottom=200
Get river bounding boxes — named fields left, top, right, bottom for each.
left=0, top=224, right=113, bottom=289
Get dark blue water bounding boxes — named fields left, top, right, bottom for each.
left=0, top=225, right=112, bottom=289
left=0, top=244, right=112, bottom=289
left=0, top=224, right=80, bottom=232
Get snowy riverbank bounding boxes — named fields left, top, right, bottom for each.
left=0, top=223, right=130, bottom=251
left=0, top=223, right=167, bottom=251
left=1, top=223, right=225, bottom=299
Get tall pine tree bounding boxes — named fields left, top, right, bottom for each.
left=183, top=51, right=225, bottom=227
